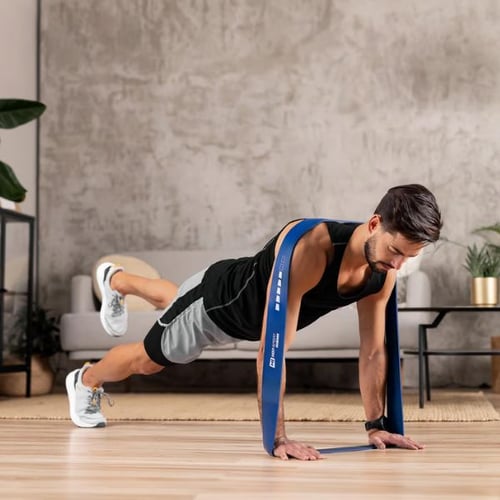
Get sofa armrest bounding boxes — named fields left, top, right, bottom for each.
left=71, top=275, right=96, bottom=313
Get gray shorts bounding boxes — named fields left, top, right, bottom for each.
left=143, top=269, right=236, bottom=365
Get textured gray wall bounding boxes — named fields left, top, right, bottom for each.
left=40, top=0, right=500, bottom=387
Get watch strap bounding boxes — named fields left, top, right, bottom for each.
left=364, top=415, right=388, bottom=432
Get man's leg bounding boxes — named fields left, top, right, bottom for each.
left=83, top=342, right=163, bottom=387
left=68, top=267, right=188, bottom=428
left=111, top=271, right=178, bottom=309
left=97, top=262, right=180, bottom=337
left=66, top=342, right=164, bottom=428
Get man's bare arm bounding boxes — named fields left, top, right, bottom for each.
left=356, top=274, right=394, bottom=421
left=357, top=271, right=424, bottom=450
left=256, top=224, right=326, bottom=460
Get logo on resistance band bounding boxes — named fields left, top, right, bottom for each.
left=269, top=263, right=286, bottom=369
left=269, top=332, right=280, bottom=368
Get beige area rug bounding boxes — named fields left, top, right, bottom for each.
left=0, top=390, right=498, bottom=422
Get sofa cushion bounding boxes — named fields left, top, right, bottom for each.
left=60, top=312, right=239, bottom=355
left=92, top=255, right=160, bottom=312
left=237, top=304, right=360, bottom=351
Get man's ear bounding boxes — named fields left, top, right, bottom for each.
left=368, top=214, right=382, bottom=233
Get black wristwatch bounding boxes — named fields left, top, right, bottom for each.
left=364, top=415, right=388, bottom=432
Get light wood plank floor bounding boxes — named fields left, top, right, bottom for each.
left=0, top=413, right=499, bottom=499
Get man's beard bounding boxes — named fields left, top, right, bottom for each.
left=364, top=236, right=387, bottom=273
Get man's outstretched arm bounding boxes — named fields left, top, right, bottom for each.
left=256, top=226, right=326, bottom=460
left=357, top=272, right=424, bottom=451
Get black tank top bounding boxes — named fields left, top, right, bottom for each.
left=202, top=220, right=387, bottom=341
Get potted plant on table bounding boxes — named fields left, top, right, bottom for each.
left=464, top=242, right=500, bottom=306
left=0, top=306, right=61, bottom=396
left=473, top=223, right=500, bottom=256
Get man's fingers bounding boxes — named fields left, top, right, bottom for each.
left=273, top=442, right=322, bottom=461
left=369, top=431, right=425, bottom=451
left=272, top=446, right=289, bottom=460
left=385, top=433, right=424, bottom=450
left=396, top=435, right=424, bottom=450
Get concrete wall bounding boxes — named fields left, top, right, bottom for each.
left=39, top=0, right=500, bottom=387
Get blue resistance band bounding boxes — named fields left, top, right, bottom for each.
left=261, top=218, right=404, bottom=456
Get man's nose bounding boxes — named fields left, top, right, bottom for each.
left=391, top=255, right=407, bottom=270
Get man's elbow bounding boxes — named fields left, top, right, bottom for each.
left=359, top=346, right=386, bottom=362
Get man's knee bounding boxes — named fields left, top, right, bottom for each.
left=156, top=297, right=172, bottom=310
left=134, top=344, right=164, bottom=375
left=140, top=359, right=164, bottom=376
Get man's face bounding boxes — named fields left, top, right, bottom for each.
left=364, top=230, right=425, bottom=273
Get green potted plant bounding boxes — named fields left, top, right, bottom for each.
left=0, top=99, right=46, bottom=203
left=0, top=305, right=61, bottom=396
left=464, top=242, right=500, bottom=306
left=474, top=223, right=500, bottom=256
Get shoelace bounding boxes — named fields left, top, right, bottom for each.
left=109, top=293, right=125, bottom=317
left=86, top=388, right=114, bottom=415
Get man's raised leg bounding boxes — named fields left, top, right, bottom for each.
left=96, top=262, right=179, bottom=337
left=111, top=270, right=179, bottom=309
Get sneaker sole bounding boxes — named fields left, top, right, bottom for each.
left=65, top=370, right=106, bottom=428
left=96, top=263, right=126, bottom=337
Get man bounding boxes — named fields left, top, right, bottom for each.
left=66, top=184, right=442, bottom=460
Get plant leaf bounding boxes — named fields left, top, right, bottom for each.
left=0, top=99, right=46, bottom=129
left=473, top=223, right=500, bottom=235
left=0, top=160, right=27, bottom=202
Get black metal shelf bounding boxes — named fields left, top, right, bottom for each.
left=0, top=207, right=35, bottom=397
left=0, top=290, right=29, bottom=296
left=404, top=349, right=500, bottom=356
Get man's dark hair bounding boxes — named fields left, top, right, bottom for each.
left=374, top=184, right=442, bottom=243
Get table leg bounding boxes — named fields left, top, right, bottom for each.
left=424, top=326, right=431, bottom=402
left=418, top=324, right=425, bottom=408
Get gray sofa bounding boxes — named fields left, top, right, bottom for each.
left=60, top=250, right=432, bottom=383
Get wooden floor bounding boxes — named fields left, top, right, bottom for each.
left=0, top=392, right=499, bottom=499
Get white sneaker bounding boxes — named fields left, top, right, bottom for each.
left=65, top=365, right=111, bottom=428
left=96, top=262, right=128, bottom=337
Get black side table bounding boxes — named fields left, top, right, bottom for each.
left=399, top=306, right=500, bottom=408
left=0, top=207, right=35, bottom=397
